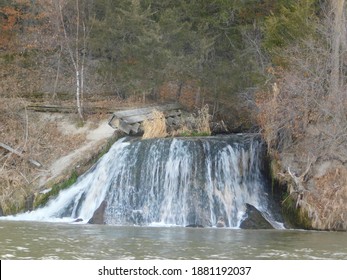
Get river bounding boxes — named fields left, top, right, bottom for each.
left=1, top=136, right=346, bottom=260
left=1, top=221, right=346, bottom=260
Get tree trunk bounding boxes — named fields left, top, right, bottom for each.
left=58, top=0, right=84, bottom=120
left=330, top=0, right=345, bottom=114
left=52, top=45, right=62, bottom=101
left=176, top=81, right=184, bottom=100
left=76, top=69, right=83, bottom=119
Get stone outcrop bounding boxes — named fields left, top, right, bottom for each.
left=240, top=203, right=274, bottom=229
left=88, top=200, right=107, bottom=224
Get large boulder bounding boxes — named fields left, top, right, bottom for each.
left=240, top=203, right=274, bottom=229
left=25, top=193, right=35, bottom=212
left=88, top=200, right=107, bottom=224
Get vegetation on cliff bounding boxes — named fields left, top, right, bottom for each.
left=0, top=0, right=346, bottom=230
left=257, top=0, right=347, bottom=230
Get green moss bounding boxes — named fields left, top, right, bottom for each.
left=1, top=194, right=28, bottom=216
left=6, top=202, right=24, bottom=216
left=96, top=136, right=118, bottom=160
left=282, top=195, right=313, bottom=229
left=266, top=156, right=313, bottom=229
left=34, top=170, right=78, bottom=209
left=178, top=131, right=211, bottom=137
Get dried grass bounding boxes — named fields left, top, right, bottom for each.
left=142, top=110, right=167, bottom=139
left=173, top=105, right=211, bottom=136
left=0, top=96, right=88, bottom=214
left=300, top=167, right=347, bottom=231
left=196, top=104, right=211, bottom=135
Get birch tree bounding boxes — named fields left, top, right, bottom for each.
left=57, top=0, right=87, bottom=119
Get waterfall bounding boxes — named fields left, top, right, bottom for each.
left=2, top=135, right=283, bottom=228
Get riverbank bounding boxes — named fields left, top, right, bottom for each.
left=0, top=101, right=121, bottom=215
left=1, top=97, right=346, bottom=232
left=0, top=99, right=214, bottom=215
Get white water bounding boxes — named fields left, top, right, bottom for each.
left=1, top=135, right=283, bottom=228
left=1, top=139, right=131, bottom=223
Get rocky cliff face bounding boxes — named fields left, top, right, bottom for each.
left=272, top=142, right=347, bottom=231
left=258, top=80, right=347, bottom=232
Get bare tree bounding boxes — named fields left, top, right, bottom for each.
left=257, top=0, right=347, bottom=230
left=330, top=0, right=345, bottom=105
left=57, top=0, right=88, bottom=119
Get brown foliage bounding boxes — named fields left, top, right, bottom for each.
left=257, top=12, right=347, bottom=229
left=0, top=6, right=21, bottom=49
left=195, top=104, right=211, bottom=135
left=173, top=105, right=211, bottom=136
left=142, top=110, right=167, bottom=139
left=305, top=167, right=347, bottom=230
left=0, top=0, right=55, bottom=51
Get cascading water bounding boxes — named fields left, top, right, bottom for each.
left=2, top=135, right=283, bottom=228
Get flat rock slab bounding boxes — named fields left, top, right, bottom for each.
left=108, top=103, right=182, bottom=134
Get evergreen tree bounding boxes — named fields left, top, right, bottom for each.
left=89, top=0, right=166, bottom=99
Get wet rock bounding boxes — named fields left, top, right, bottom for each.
left=73, top=218, right=83, bottom=223
left=216, top=217, right=225, bottom=228
left=88, top=200, right=107, bottom=224
left=186, top=224, right=204, bottom=228
left=25, top=193, right=35, bottom=212
left=131, top=210, right=145, bottom=225
left=240, top=203, right=274, bottom=229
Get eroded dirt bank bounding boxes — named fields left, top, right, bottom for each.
left=0, top=108, right=118, bottom=214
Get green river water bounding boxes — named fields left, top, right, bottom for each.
left=0, top=221, right=346, bottom=260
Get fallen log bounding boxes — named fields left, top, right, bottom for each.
left=0, top=142, right=42, bottom=167
left=27, top=104, right=117, bottom=114
left=27, top=105, right=76, bottom=113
